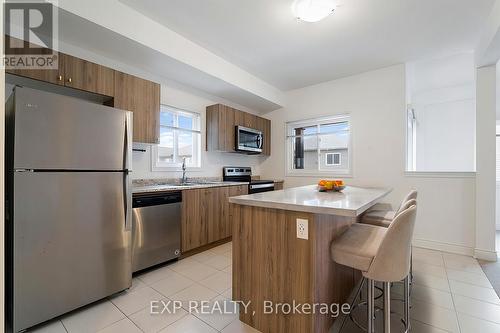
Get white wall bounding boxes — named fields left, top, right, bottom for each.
left=496, top=122, right=500, bottom=231
left=407, top=53, right=476, bottom=172
left=476, top=66, right=498, bottom=260
left=260, top=65, right=478, bottom=256
left=132, top=84, right=265, bottom=180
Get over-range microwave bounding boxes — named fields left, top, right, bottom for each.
left=235, top=126, right=263, bottom=154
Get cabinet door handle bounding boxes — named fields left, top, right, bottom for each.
left=57, top=75, right=63, bottom=81
left=67, top=77, right=72, bottom=83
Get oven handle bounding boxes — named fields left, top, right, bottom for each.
left=249, top=183, right=275, bottom=190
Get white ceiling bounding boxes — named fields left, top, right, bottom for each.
left=56, top=9, right=283, bottom=112
left=119, top=0, right=495, bottom=91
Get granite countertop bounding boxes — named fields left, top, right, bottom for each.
left=228, top=185, right=391, bottom=217
left=133, top=181, right=249, bottom=194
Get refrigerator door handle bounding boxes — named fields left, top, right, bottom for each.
left=123, top=112, right=133, bottom=231
left=124, top=112, right=133, bottom=171
left=124, top=172, right=132, bottom=231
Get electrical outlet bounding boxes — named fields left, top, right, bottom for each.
left=296, top=218, right=308, bottom=240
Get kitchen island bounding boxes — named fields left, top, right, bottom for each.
left=228, top=185, right=391, bottom=333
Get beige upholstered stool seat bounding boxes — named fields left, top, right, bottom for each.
left=331, top=224, right=386, bottom=272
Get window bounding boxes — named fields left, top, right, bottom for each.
left=152, top=105, right=201, bottom=170
left=326, top=153, right=341, bottom=166
left=405, top=54, right=476, bottom=173
left=286, top=115, right=351, bottom=176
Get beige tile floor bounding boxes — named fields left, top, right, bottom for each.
left=27, top=244, right=500, bottom=333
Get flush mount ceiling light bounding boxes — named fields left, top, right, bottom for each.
left=292, top=0, right=336, bottom=22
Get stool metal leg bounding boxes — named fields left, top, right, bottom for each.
left=383, top=282, right=391, bottom=333
left=367, top=279, right=375, bottom=333
left=403, top=275, right=411, bottom=332
left=339, top=277, right=365, bottom=333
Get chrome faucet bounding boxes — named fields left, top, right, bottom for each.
left=181, top=158, right=187, bottom=184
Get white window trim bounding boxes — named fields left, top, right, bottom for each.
left=152, top=105, right=201, bottom=171
left=325, top=152, right=341, bottom=166
left=285, top=114, right=353, bottom=177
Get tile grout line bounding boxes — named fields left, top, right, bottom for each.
left=80, top=303, right=129, bottom=333
left=59, top=319, right=70, bottom=333
left=411, top=318, right=454, bottom=333
left=453, top=309, right=500, bottom=327
left=417, top=249, right=500, bottom=329
left=442, top=251, right=463, bottom=333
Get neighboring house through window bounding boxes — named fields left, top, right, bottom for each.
left=286, top=115, right=351, bottom=176
left=325, top=152, right=341, bottom=166
left=152, top=105, right=201, bottom=170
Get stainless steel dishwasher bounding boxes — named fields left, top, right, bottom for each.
left=132, top=191, right=182, bottom=272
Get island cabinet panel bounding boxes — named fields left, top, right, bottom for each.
left=232, top=205, right=358, bottom=333
left=113, top=71, right=160, bottom=144
left=182, top=185, right=247, bottom=252
left=206, top=104, right=271, bottom=155
left=63, top=54, right=115, bottom=96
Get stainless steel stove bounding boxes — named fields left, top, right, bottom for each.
left=222, top=167, right=275, bottom=194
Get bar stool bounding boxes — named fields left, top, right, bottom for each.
left=362, top=191, right=418, bottom=287
left=361, top=190, right=418, bottom=227
left=362, top=198, right=417, bottom=228
left=331, top=205, right=417, bottom=333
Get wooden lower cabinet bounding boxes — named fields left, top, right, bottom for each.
left=181, top=185, right=248, bottom=252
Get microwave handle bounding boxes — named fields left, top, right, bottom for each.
left=257, top=133, right=263, bottom=149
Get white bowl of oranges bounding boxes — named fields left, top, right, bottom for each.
left=317, top=180, right=346, bottom=192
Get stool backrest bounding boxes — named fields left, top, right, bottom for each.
left=365, top=204, right=417, bottom=282
left=396, top=190, right=418, bottom=212
left=396, top=198, right=417, bottom=215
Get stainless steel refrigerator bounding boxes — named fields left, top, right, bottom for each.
left=5, top=87, right=133, bottom=332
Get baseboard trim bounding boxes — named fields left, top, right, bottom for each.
left=413, top=238, right=473, bottom=256
left=474, top=248, right=498, bottom=262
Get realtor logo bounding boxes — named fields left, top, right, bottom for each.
left=4, top=0, right=58, bottom=69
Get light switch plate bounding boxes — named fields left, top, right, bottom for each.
left=296, top=218, right=308, bottom=240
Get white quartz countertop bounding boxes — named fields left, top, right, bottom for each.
left=228, top=185, right=392, bottom=217
left=133, top=181, right=248, bottom=194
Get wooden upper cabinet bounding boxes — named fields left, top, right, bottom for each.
left=207, top=104, right=235, bottom=152
left=63, top=54, right=114, bottom=96
left=5, top=35, right=64, bottom=85
left=206, top=104, right=271, bottom=155
left=113, top=71, right=160, bottom=144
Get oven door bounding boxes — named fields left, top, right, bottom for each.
left=236, top=126, right=263, bottom=153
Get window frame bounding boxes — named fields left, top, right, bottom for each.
left=151, top=105, right=201, bottom=171
left=325, top=152, right=341, bottom=166
left=285, top=114, right=353, bottom=177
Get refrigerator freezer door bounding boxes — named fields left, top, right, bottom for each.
left=13, top=87, right=130, bottom=170
left=12, top=172, right=131, bottom=332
